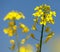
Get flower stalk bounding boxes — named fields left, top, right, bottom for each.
left=40, top=25, right=44, bottom=52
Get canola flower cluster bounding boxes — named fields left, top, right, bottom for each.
left=33, top=4, right=56, bottom=25
left=3, top=11, right=30, bottom=51
left=4, top=11, right=25, bottom=21
left=3, top=11, right=29, bottom=37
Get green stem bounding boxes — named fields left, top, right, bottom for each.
left=14, top=20, right=20, bottom=52
left=40, top=25, right=44, bottom=52
left=15, top=32, right=20, bottom=52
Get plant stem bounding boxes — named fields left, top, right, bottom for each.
left=15, top=32, right=20, bottom=52
left=14, top=20, right=20, bottom=52
left=40, top=25, right=44, bottom=52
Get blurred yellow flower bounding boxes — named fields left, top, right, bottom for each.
left=19, top=23, right=26, bottom=29
left=13, top=25, right=17, bottom=30
left=10, top=39, right=15, bottom=44
left=21, top=39, right=26, bottom=44
left=22, top=27, right=29, bottom=33
left=32, top=25, right=37, bottom=30
left=20, top=46, right=26, bottom=52
left=44, top=32, right=54, bottom=43
left=19, top=44, right=34, bottom=52
left=4, top=11, right=25, bottom=21
left=3, top=28, right=14, bottom=37
left=33, top=10, right=43, bottom=17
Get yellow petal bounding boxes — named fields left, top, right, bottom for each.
left=10, top=39, right=15, bottom=44
left=34, top=6, right=40, bottom=10
left=3, top=28, right=8, bottom=34
left=13, top=25, right=17, bottom=30
left=19, top=46, right=26, bottom=52
left=4, top=11, right=25, bottom=20
left=44, top=32, right=54, bottom=43
left=20, top=23, right=26, bottom=29
left=22, top=27, right=29, bottom=33
left=53, top=11, right=56, bottom=16
left=32, top=25, right=37, bottom=30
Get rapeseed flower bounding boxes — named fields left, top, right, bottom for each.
left=4, top=11, right=25, bottom=21
left=3, top=28, right=14, bottom=37
left=10, top=39, right=15, bottom=44
left=33, top=4, right=56, bottom=26
left=22, top=27, right=29, bottom=33
left=44, top=32, right=54, bottom=43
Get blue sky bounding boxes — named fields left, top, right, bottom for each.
left=0, top=0, right=60, bottom=52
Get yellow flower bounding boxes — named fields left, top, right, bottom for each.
left=34, top=6, right=40, bottom=11
left=34, top=5, right=42, bottom=11
left=19, top=23, right=26, bottom=29
left=49, top=20, right=55, bottom=24
left=44, top=32, right=54, bottom=43
left=10, top=39, right=15, bottom=44
left=52, top=11, right=56, bottom=16
left=40, top=20, right=47, bottom=26
left=13, top=25, right=17, bottom=30
left=4, top=11, right=25, bottom=21
left=33, top=10, right=43, bottom=17
left=50, top=11, right=56, bottom=16
left=21, top=39, right=26, bottom=44
left=33, top=4, right=56, bottom=26
left=19, top=46, right=26, bottom=52
left=22, top=27, right=29, bottom=33
left=3, top=28, right=8, bottom=34
left=3, top=28, right=14, bottom=37
left=32, top=25, right=37, bottom=30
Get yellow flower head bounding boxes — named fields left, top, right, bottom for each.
left=22, top=27, right=29, bottom=33
left=44, top=32, right=54, bottom=43
left=19, top=46, right=26, bottom=52
left=32, top=25, right=37, bottom=30
left=3, top=28, right=14, bottom=37
left=33, top=4, right=56, bottom=26
left=13, top=25, right=17, bottom=30
left=10, top=39, right=15, bottom=44
left=4, top=11, right=25, bottom=21
left=19, top=23, right=26, bottom=29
